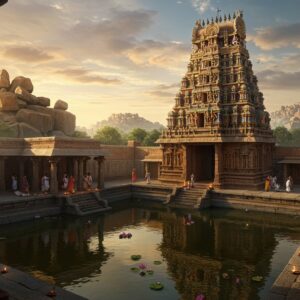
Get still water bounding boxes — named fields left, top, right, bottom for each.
left=0, top=204, right=299, bottom=300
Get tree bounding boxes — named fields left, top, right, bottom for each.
left=273, top=126, right=292, bottom=145
left=93, top=126, right=124, bottom=145
left=72, top=130, right=89, bottom=138
left=142, top=129, right=161, bottom=146
left=290, top=128, right=300, bottom=146
left=127, top=128, right=147, bottom=144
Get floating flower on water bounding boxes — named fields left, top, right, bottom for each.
left=251, top=276, right=263, bottom=282
left=139, top=263, right=147, bottom=270
left=195, top=294, right=205, bottom=300
left=149, top=282, right=164, bottom=291
left=222, top=273, right=229, bottom=279
left=1, top=266, right=8, bottom=274
left=46, top=287, right=56, bottom=298
left=127, top=233, right=132, bottom=239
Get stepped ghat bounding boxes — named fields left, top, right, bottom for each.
left=158, top=11, right=275, bottom=190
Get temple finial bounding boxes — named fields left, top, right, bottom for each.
left=219, top=15, right=222, bottom=22
left=206, top=18, right=210, bottom=25
left=228, top=13, right=231, bottom=20
left=202, top=20, right=205, bottom=26
left=224, top=14, right=227, bottom=21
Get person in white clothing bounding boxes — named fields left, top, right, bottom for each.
left=286, top=177, right=291, bottom=193
left=41, top=175, right=50, bottom=193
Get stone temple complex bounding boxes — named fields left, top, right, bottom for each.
left=158, top=11, right=275, bottom=189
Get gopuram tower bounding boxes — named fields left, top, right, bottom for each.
left=158, top=11, right=274, bottom=190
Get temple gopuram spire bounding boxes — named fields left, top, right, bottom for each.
left=158, top=11, right=274, bottom=190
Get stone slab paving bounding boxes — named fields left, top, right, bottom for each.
left=269, top=247, right=300, bottom=300
left=0, top=263, right=87, bottom=300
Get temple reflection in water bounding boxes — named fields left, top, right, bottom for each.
left=0, top=207, right=298, bottom=300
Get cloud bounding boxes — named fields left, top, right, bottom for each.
left=257, top=69, right=300, bottom=90
left=191, top=0, right=213, bottom=13
left=126, top=40, right=189, bottom=69
left=249, top=23, right=300, bottom=50
left=148, top=90, right=175, bottom=97
left=56, top=68, right=122, bottom=84
left=3, top=45, right=55, bottom=62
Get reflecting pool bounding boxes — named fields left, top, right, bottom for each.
left=0, top=204, right=299, bottom=300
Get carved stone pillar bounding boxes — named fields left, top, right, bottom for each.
left=95, top=157, right=105, bottom=189
left=0, top=157, right=6, bottom=191
left=78, top=158, right=84, bottom=191
left=73, top=158, right=78, bottom=190
left=213, top=144, right=222, bottom=188
left=31, top=158, right=40, bottom=193
left=49, top=159, right=59, bottom=194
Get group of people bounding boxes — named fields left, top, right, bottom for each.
left=264, top=175, right=293, bottom=192
left=62, top=172, right=93, bottom=194
left=183, top=173, right=195, bottom=190
left=11, top=174, right=50, bottom=196
left=131, top=168, right=151, bottom=184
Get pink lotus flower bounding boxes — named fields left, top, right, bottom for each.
left=139, top=263, right=147, bottom=270
left=196, top=294, right=205, bottom=300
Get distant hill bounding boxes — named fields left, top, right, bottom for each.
left=77, top=113, right=165, bottom=137
left=271, top=103, right=300, bottom=129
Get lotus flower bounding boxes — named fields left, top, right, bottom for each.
left=196, top=294, right=205, bottom=300
left=127, top=233, right=132, bottom=239
left=139, top=263, right=147, bottom=270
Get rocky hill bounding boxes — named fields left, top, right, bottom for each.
left=0, top=69, right=75, bottom=137
left=83, top=113, right=165, bottom=136
left=271, top=103, right=300, bottom=129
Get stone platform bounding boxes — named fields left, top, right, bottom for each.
left=269, top=247, right=300, bottom=299
left=0, top=263, right=86, bottom=300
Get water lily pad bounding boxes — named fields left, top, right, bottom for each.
left=153, top=260, right=162, bottom=265
left=252, top=276, right=263, bottom=282
left=131, top=255, right=142, bottom=261
left=140, top=271, right=146, bottom=276
left=130, top=267, right=139, bottom=272
left=149, top=282, right=164, bottom=290
left=146, top=270, right=154, bottom=275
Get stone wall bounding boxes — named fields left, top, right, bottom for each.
left=86, top=142, right=162, bottom=181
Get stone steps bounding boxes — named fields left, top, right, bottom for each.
left=171, top=187, right=206, bottom=208
left=66, top=192, right=111, bottom=215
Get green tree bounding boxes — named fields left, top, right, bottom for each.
left=273, top=126, right=292, bottom=145
left=127, top=128, right=147, bottom=144
left=142, top=129, right=161, bottom=146
left=290, top=128, right=300, bottom=146
left=94, top=126, right=124, bottom=145
left=72, top=130, right=89, bottom=138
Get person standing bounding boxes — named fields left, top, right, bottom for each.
left=131, top=168, right=137, bottom=183
left=62, top=174, right=68, bottom=191
left=87, top=172, right=93, bottom=189
left=11, top=175, right=18, bottom=192
left=83, top=174, right=89, bottom=191
left=41, top=174, right=50, bottom=194
left=145, top=171, right=151, bottom=184
left=20, top=175, right=29, bottom=194
left=67, top=175, right=75, bottom=194
left=264, top=176, right=270, bottom=192
left=286, top=176, right=292, bottom=193
left=190, top=174, right=195, bottom=187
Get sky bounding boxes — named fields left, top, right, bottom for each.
left=0, top=0, right=299, bottom=127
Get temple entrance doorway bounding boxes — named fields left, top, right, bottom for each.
left=189, top=144, right=215, bottom=182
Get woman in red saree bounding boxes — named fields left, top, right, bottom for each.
left=131, top=168, right=137, bottom=183
left=20, top=176, right=29, bottom=194
left=67, top=175, right=75, bottom=194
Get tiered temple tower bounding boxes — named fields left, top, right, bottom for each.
left=158, top=11, right=275, bottom=190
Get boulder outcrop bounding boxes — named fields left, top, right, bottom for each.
left=0, top=69, right=76, bottom=137
left=54, top=99, right=68, bottom=110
